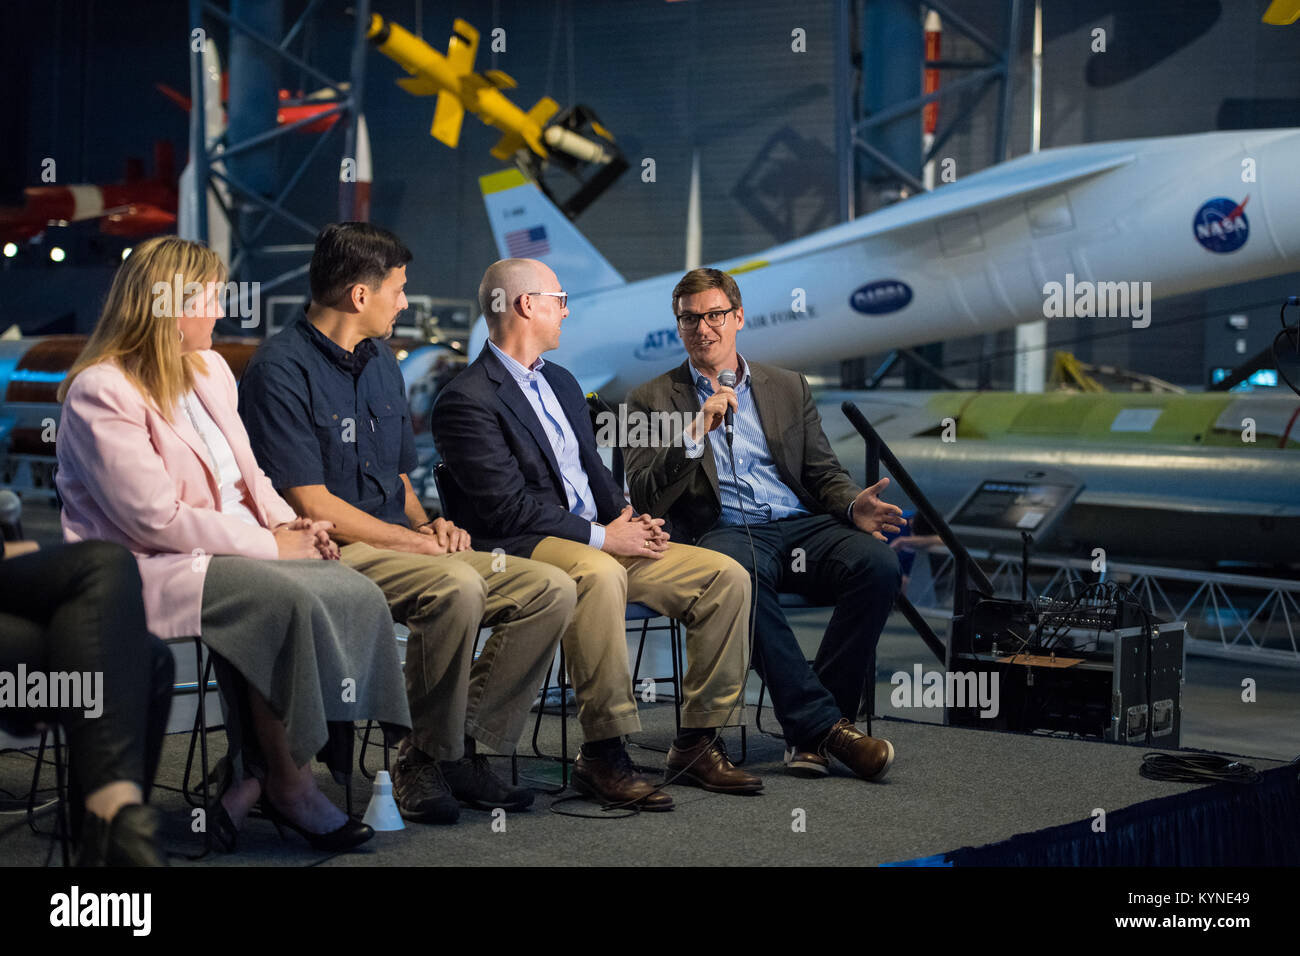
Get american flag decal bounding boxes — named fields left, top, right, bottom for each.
left=505, top=225, right=550, bottom=257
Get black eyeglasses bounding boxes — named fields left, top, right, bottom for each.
left=676, top=308, right=733, bottom=330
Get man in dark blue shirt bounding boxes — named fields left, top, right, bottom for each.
left=240, top=223, right=575, bottom=826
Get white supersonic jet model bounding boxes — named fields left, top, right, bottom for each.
left=471, top=128, right=1300, bottom=398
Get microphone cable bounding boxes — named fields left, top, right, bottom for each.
left=714, top=368, right=760, bottom=693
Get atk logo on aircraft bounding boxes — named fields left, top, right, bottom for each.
left=634, top=326, right=686, bottom=361
left=850, top=279, right=913, bottom=315
left=1193, top=196, right=1249, bottom=254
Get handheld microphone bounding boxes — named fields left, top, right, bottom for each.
left=717, top=369, right=736, bottom=446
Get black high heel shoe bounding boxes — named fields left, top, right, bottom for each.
left=257, top=796, right=374, bottom=852
left=202, top=756, right=240, bottom=853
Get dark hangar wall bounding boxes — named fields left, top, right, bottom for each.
left=2, top=0, right=1297, bottom=386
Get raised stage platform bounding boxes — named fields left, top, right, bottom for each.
left=3, top=697, right=1294, bottom=868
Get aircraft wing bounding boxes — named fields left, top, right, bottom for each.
left=717, top=147, right=1137, bottom=268
left=432, top=90, right=465, bottom=146
left=425, top=19, right=483, bottom=148
left=446, top=19, right=480, bottom=75
left=1078, top=490, right=1300, bottom=517
left=396, top=75, right=440, bottom=96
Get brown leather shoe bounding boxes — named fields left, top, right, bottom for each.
left=784, top=746, right=830, bottom=777
left=572, top=750, right=674, bottom=811
left=666, top=736, right=764, bottom=794
left=821, top=718, right=894, bottom=781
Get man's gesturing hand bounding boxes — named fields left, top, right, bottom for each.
left=601, top=506, right=666, bottom=559
left=686, top=386, right=737, bottom=443
left=851, top=477, right=905, bottom=542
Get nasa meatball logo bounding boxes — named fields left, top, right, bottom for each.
left=850, top=279, right=913, bottom=315
left=1193, top=196, right=1249, bottom=254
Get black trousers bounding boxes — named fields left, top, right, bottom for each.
left=697, top=513, right=901, bottom=746
left=0, top=541, right=173, bottom=813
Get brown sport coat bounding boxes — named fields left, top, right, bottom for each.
left=623, top=359, right=862, bottom=544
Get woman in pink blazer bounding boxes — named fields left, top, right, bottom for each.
left=56, top=237, right=410, bottom=853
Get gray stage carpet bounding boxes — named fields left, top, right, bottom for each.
left=2, top=700, right=1286, bottom=867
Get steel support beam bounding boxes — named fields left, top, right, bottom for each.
left=187, top=0, right=371, bottom=303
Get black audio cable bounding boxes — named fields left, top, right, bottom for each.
left=1139, top=752, right=1261, bottom=785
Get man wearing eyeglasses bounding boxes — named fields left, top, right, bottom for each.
left=431, top=258, right=762, bottom=811
left=623, top=268, right=903, bottom=783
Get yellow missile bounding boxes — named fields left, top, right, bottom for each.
left=1263, top=0, right=1300, bottom=24
left=366, top=14, right=560, bottom=160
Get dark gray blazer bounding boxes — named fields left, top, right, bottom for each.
left=623, top=359, right=861, bottom=544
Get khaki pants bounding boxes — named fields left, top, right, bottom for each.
left=340, top=543, right=574, bottom=760
left=528, top=537, right=751, bottom=741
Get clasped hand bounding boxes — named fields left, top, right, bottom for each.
left=272, top=517, right=340, bottom=560
left=416, top=516, right=472, bottom=554
left=602, top=505, right=671, bottom=559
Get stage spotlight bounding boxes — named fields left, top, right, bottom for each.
left=121, top=247, right=133, bottom=260
left=50, top=246, right=66, bottom=263
left=2, top=243, right=16, bottom=258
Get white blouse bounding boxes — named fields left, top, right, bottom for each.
left=180, top=391, right=262, bottom=528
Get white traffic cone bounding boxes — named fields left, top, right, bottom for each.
left=362, top=770, right=405, bottom=831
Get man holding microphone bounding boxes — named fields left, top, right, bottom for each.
left=624, top=268, right=903, bottom=782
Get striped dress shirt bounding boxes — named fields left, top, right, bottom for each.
left=487, top=340, right=605, bottom=548
left=683, top=356, right=809, bottom=526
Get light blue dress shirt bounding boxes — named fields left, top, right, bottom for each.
left=683, top=356, right=810, bottom=526
left=488, top=340, right=605, bottom=549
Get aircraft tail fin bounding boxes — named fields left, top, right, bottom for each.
left=478, top=169, right=625, bottom=294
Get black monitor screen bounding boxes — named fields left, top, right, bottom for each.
left=950, top=480, right=1075, bottom=534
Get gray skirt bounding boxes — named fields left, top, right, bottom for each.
left=201, top=556, right=410, bottom=776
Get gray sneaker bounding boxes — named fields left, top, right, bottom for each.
left=392, top=739, right=460, bottom=824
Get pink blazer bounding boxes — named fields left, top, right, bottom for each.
left=56, top=350, right=298, bottom=638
